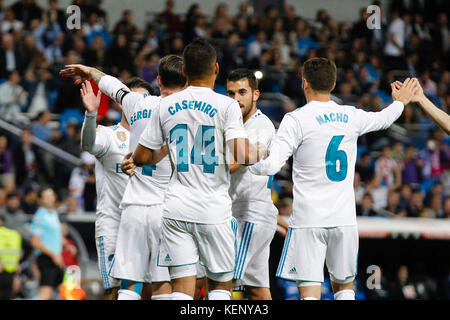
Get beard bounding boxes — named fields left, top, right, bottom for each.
left=241, top=99, right=255, bottom=119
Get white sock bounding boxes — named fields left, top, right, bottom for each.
left=117, top=289, right=141, bottom=300
left=171, top=292, right=193, bottom=300
left=208, top=290, right=231, bottom=300
left=151, top=293, right=173, bottom=300
left=334, top=289, right=355, bottom=300
left=301, top=297, right=318, bottom=300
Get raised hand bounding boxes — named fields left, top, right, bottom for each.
left=59, top=64, right=92, bottom=85
left=80, top=80, right=101, bottom=113
left=391, top=78, right=419, bottom=105
left=392, top=78, right=424, bottom=103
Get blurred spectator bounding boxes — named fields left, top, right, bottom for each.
left=57, top=122, right=81, bottom=157
left=32, top=110, right=61, bottom=143
left=29, top=187, right=64, bottom=300
left=61, top=222, right=78, bottom=267
left=61, top=196, right=82, bottom=215
left=68, top=152, right=94, bottom=210
left=384, top=190, right=407, bottom=217
left=406, top=189, right=425, bottom=217
left=22, top=64, right=59, bottom=117
left=0, top=135, right=13, bottom=175
left=247, top=30, right=269, bottom=62
left=0, top=213, right=22, bottom=300
left=12, top=129, right=38, bottom=192
left=419, top=138, right=448, bottom=183
left=0, top=192, right=27, bottom=232
left=401, top=145, right=423, bottom=185
left=0, top=70, right=29, bottom=125
left=106, top=33, right=134, bottom=76
left=354, top=171, right=365, bottom=204
left=444, top=197, right=450, bottom=219
left=20, top=188, right=38, bottom=215
left=45, top=0, right=67, bottom=34
left=0, top=6, right=24, bottom=33
left=157, top=0, right=183, bottom=34
left=356, top=192, right=378, bottom=217
left=113, top=9, right=138, bottom=42
left=383, top=11, right=410, bottom=70
left=356, top=152, right=375, bottom=184
left=388, top=265, right=418, bottom=300
left=375, top=146, right=400, bottom=187
left=10, top=0, right=43, bottom=29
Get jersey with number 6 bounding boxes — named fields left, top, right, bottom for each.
left=249, top=100, right=404, bottom=228
left=139, top=86, right=248, bottom=224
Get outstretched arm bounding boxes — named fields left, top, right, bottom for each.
left=393, top=80, right=450, bottom=134
left=80, top=80, right=109, bottom=156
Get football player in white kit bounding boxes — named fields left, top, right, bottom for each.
left=133, top=38, right=269, bottom=300
left=249, top=58, right=419, bottom=300
left=79, top=79, right=153, bottom=299
left=226, top=69, right=278, bottom=300
left=61, top=56, right=187, bottom=300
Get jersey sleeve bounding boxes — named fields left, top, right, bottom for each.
left=29, top=210, right=44, bottom=237
left=224, top=100, right=248, bottom=141
left=80, top=113, right=111, bottom=158
left=356, top=101, right=404, bottom=136
left=138, top=104, right=164, bottom=150
left=98, top=75, right=144, bottom=124
left=249, top=113, right=302, bottom=176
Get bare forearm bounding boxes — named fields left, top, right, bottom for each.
left=418, top=96, right=450, bottom=134
left=89, top=67, right=106, bottom=84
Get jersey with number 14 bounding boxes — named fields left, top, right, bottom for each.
left=139, top=86, right=248, bottom=224
left=250, top=100, right=404, bottom=228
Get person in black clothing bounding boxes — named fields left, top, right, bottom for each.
left=356, top=192, right=378, bottom=217
left=356, top=152, right=375, bottom=184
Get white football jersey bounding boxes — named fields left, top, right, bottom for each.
left=92, top=124, right=130, bottom=217
left=139, top=86, right=248, bottom=224
left=98, top=76, right=172, bottom=206
left=229, top=109, right=278, bottom=226
left=250, top=100, right=404, bottom=228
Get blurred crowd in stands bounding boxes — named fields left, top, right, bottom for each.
left=0, top=0, right=449, bottom=299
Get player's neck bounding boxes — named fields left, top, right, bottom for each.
left=160, top=86, right=183, bottom=97
left=120, top=116, right=130, bottom=131
left=306, top=90, right=331, bottom=103
left=243, top=107, right=257, bottom=123
left=188, top=76, right=216, bottom=90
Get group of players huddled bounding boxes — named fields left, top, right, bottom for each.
left=60, top=37, right=443, bottom=300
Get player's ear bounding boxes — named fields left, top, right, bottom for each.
left=253, top=89, right=260, bottom=102
left=214, top=62, right=219, bottom=76
left=157, top=76, right=162, bottom=89
left=330, top=82, right=336, bottom=92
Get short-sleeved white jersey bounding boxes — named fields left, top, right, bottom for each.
left=92, top=124, right=130, bottom=217
left=139, top=86, right=248, bottom=224
left=229, top=109, right=278, bottom=226
left=98, top=76, right=172, bottom=206
left=250, top=100, right=404, bottom=228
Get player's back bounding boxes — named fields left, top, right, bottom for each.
left=289, top=100, right=365, bottom=228
left=121, top=94, right=172, bottom=207
left=158, top=86, right=243, bottom=224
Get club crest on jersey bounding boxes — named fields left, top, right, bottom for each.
left=116, top=131, right=127, bottom=142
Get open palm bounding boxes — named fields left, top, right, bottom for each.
left=59, top=64, right=92, bottom=85
left=80, top=80, right=101, bottom=113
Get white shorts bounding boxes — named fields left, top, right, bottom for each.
left=158, top=217, right=235, bottom=281
left=277, top=225, right=359, bottom=284
left=95, top=234, right=120, bottom=290
left=233, top=220, right=276, bottom=290
left=110, top=204, right=170, bottom=283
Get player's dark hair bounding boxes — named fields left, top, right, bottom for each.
left=226, top=68, right=259, bottom=91
left=183, top=38, right=217, bottom=81
left=157, top=54, right=187, bottom=89
left=302, top=57, right=337, bottom=93
left=124, top=77, right=155, bottom=95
